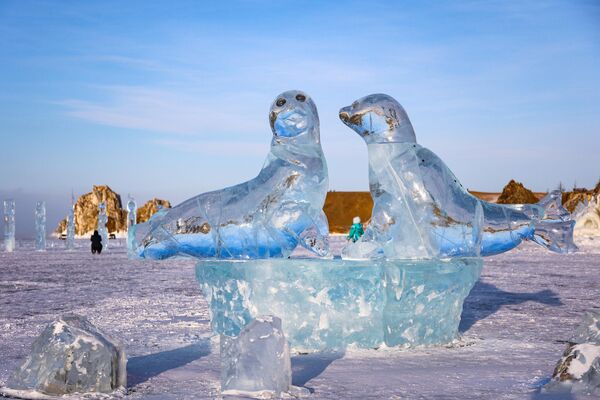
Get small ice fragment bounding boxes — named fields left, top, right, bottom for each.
left=221, top=316, right=291, bottom=397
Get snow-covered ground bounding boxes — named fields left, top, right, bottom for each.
left=0, top=236, right=599, bottom=399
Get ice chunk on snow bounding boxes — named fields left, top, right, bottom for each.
left=546, top=342, right=600, bottom=394
left=220, top=316, right=292, bottom=397
left=544, top=312, right=600, bottom=395
left=1, top=314, right=126, bottom=398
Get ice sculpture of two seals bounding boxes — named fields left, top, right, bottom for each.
left=339, top=93, right=577, bottom=259
left=130, top=90, right=330, bottom=259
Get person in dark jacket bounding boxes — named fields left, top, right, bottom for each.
left=90, top=230, right=103, bottom=254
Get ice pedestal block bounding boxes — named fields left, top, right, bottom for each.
left=220, top=316, right=292, bottom=397
left=0, top=314, right=126, bottom=398
left=196, top=258, right=482, bottom=351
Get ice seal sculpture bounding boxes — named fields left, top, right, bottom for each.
left=129, top=90, right=330, bottom=259
left=339, top=93, right=577, bottom=260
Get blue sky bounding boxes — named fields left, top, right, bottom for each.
left=1, top=0, right=599, bottom=237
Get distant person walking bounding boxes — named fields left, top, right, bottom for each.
left=347, top=216, right=364, bottom=242
left=90, top=230, right=103, bottom=254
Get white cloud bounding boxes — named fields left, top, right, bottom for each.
left=59, top=86, right=267, bottom=136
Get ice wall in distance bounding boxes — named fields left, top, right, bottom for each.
left=197, top=257, right=482, bottom=351
left=129, top=90, right=330, bottom=260
left=97, top=202, right=108, bottom=250
left=338, top=93, right=576, bottom=260
left=34, top=201, right=46, bottom=251
left=3, top=199, right=15, bottom=252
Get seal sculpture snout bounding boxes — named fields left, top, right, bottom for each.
left=339, top=109, right=350, bottom=123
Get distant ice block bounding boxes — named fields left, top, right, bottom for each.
left=0, top=314, right=126, bottom=398
left=97, top=202, right=109, bottom=250
left=129, top=90, right=330, bottom=260
left=126, top=197, right=137, bottom=257
left=126, top=197, right=137, bottom=230
left=66, top=204, right=75, bottom=250
left=197, top=257, right=482, bottom=351
left=35, top=201, right=46, bottom=251
left=545, top=312, right=600, bottom=395
left=3, top=199, right=15, bottom=252
left=338, top=94, right=577, bottom=260
left=221, top=316, right=292, bottom=397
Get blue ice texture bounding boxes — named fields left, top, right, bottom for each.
left=196, top=257, right=482, bottom=351
left=339, top=93, right=577, bottom=260
left=129, top=90, right=330, bottom=260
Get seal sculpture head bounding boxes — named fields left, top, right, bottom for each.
left=339, top=93, right=416, bottom=144
left=270, top=90, right=320, bottom=145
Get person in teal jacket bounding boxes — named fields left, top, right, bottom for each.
left=347, top=216, right=364, bottom=242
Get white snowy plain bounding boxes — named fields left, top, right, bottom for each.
left=0, top=236, right=599, bottom=400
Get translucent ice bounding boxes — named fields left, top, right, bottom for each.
left=339, top=94, right=577, bottom=260
left=97, top=201, right=109, bottom=250
left=130, top=90, right=330, bottom=260
left=220, top=316, right=292, bottom=397
left=35, top=201, right=46, bottom=251
left=3, top=199, right=15, bottom=252
left=197, top=258, right=482, bottom=351
left=1, top=314, right=126, bottom=397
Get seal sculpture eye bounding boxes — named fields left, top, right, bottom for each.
left=276, top=98, right=286, bottom=107
left=295, top=94, right=306, bottom=102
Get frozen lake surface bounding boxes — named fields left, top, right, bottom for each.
left=0, top=236, right=599, bottom=399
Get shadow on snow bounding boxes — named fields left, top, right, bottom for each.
left=127, top=340, right=211, bottom=387
left=460, top=281, right=563, bottom=332
left=292, top=351, right=344, bottom=391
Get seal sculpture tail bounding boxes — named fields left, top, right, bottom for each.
left=530, top=190, right=578, bottom=254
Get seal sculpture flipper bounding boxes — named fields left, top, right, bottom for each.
left=338, top=93, right=577, bottom=259
left=129, top=90, right=330, bottom=260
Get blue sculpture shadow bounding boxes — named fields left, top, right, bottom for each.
left=460, top=281, right=563, bottom=332
left=292, top=351, right=344, bottom=390
left=127, top=341, right=211, bottom=387
left=530, top=389, right=576, bottom=399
